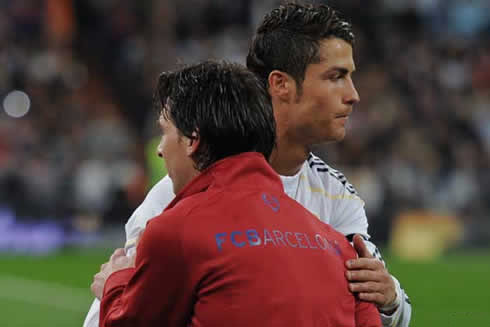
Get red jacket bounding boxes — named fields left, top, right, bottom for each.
left=100, top=152, right=381, bottom=327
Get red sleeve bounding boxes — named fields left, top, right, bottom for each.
left=355, top=298, right=382, bottom=327
left=99, top=218, right=192, bottom=327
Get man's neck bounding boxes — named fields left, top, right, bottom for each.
left=270, top=100, right=310, bottom=176
left=270, top=140, right=309, bottom=176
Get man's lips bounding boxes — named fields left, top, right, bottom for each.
left=336, top=113, right=351, bottom=118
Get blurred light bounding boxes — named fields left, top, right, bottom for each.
left=3, top=90, right=31, bottom=118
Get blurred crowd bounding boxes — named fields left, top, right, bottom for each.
left=0, top=0, right=489, bottom=247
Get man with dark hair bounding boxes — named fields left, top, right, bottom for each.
left=85, top=3, right=411, bottom=327
left=92, top=61, right=381, bottom=327
left=153, top=61, right=276, bottom=182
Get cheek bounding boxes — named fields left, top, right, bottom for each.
left=318, top=93, right=338, bottom=116
left=159, top=139, right=173, bottom=162
left=306, top=86, right=333, bottom=110
left=158, top=138, right=166, bottom=155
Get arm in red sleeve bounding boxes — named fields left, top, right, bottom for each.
left=100, top=217, right=192, bottom=327
left=356, top=298, right=382, bottom=327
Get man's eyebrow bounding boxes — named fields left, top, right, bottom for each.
left=321, top=66, right=355, bottom=78
left=332, top=67, right=351, bottom=74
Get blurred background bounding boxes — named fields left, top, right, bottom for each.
left=0, top=0, right=489, bottom=326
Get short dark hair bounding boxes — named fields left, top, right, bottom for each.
left=247, top=2, right=354, bottom=90
left=154, top=61, right=276, bottom=171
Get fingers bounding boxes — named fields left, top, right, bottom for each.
left=345, top=252, right=398, bottom=307
left=112, top=252, right=136, bottom=270
left=91, top=272, right=105, bottom=300
left=346, top=257, right=384, bottom=270
left=349, top=281, right=383, bottom=293
left=92, top=247, right=134, bottom=300
left=352, top=234, right=373, bottom=258
left=114, top=254, right=132, bottom=266
left=358, top=292, right=385, bottom=304
left=92, top=248, right=129, bottom=301
left=346, top=269, right=382, bottom=282
left=110, top=248, right=126, bottom=261
left=348, top=278, right=393, bottom=307
left=345, top=263, right=398, bottom=307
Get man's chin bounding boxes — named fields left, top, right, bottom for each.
left=332, top=129, right=347, bottom=142
left=311, top=135, right=345, bottom=147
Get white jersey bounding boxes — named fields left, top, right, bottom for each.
left=84, top=153, right=411, bottom=327
left=282, top=154, right=369, bottom=238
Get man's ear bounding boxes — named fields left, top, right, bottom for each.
left=186, top=131, right=200, bottom=156
left=268, top=70, right=295, bottom=102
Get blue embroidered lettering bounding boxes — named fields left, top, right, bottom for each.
left=246, top=229, right=261, bottom=246
left=215, top=233, right=227, bottom=251
left=262, top=193, right=280, bottom=212
left=230, top=231, right=246, bottom=248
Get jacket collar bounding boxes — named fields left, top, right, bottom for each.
left=165, top=152, right=282, bottom=211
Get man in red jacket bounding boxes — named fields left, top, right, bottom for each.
left=93, top=61, right=381, bottom=327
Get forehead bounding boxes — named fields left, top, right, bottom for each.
left=313, top=38, right=355, bottom=70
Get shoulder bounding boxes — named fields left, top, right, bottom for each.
left=305, top=153, right=359, bottom=196
left=142, top=191, right=220, bottom=257
left=136, top=211, right=185, bottom=263
left=316, top=220, right=357, bottom=260
left=305, top=154, right=368, bottom=237
left=125, top=176, right=175, bottom=251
